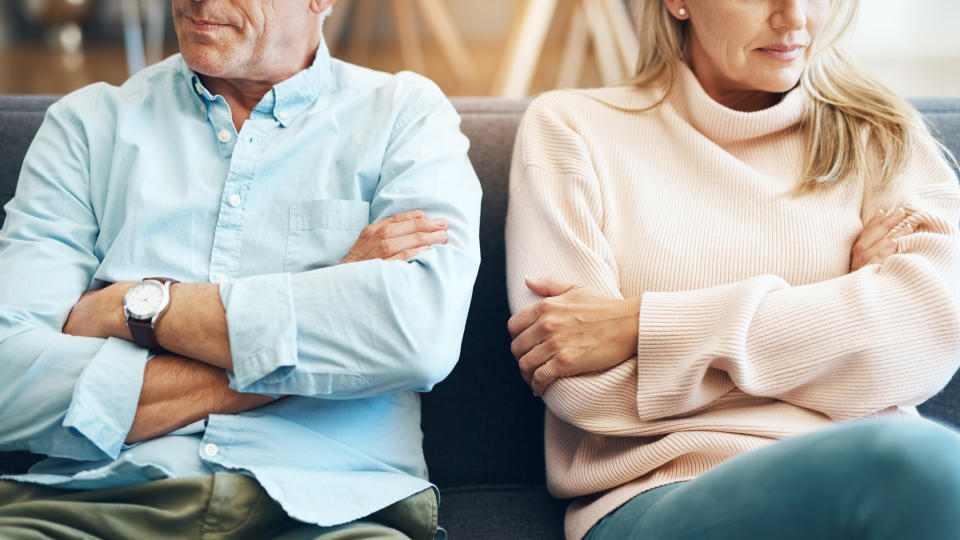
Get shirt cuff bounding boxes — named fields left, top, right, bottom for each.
left=220, top=273, right=298, bottom=392
left=62, top=337, right=151, bottom=459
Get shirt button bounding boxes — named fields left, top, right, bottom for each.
left=214, top=273, right=228, bottom=283
left=278, top=111, right=290, bottom=121
left=218, top=130, right=232, bottom=143
left=199, top=104, right=206, bottom=115
left=194, top=81, right=203, bottom=95
left=203, top=443, right=219, bottom=457
left=228, top=194, right=243, bottom=207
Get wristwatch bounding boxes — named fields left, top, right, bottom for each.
left=123, top=277, right=179, bottom=349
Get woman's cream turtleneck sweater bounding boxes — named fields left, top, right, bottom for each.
left=506, top=64, right=960, bottom=540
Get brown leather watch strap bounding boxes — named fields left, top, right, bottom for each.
left=143, top=277, right=181, bottom=285
left=128, top=318, right=160, bottom=349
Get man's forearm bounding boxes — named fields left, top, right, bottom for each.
left=127, top=353, right=274, bottom=444
left=64, top=281, right=234, bottom=370
left=155, top=282, right=233, bottom=369
left=64, top=209, right=454, bottom=374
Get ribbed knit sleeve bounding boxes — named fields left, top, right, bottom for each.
left=630, top=136, right=960, bottom=422
left=506, top=93, right=624, bottom=313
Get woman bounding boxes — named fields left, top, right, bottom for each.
left=506, top=1, right=960, bottom=539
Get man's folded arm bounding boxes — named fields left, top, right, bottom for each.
left=124, top=353, right=274, bottom=444
left=49, top=82, right=480, bottom=407
left=221, top=83, right=482, bottom=398
left=139, top=81, right=482, bottom=399
left=0, top=100, right=269, bottom=454
left=0, top=101, right=149, bottom=460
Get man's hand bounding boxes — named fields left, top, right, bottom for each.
left=508, top=277, right=642, bottom=396
left=63, top=281, right=136, bottom=340
left=851, top=207, right=913, bottom=271
left=342, top=210, right=448, bottom=264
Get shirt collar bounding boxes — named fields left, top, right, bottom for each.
left=179, top=39, right=333, bottom=127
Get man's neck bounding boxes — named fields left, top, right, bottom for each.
left=198, top=45, right=318, bottom=132
left=199, top=75, right=277, bottom=132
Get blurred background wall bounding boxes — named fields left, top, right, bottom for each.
left=848, top=0, right=960, bottom=97
left=0, top=0, right=957, bottom=98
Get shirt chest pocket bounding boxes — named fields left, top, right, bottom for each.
left=284, top=199, right=371, bottom=273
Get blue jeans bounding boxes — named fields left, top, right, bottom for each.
left=586, top=419, right=960, bottom=540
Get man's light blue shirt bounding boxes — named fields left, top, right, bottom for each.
left=0, top=40, right=481, bottom=526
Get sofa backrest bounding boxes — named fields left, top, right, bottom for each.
left=0, top=96, right=58, bottom=225
left=2, top=96, right=960, bottom=489
left=421, top=99, right=548, bottom=489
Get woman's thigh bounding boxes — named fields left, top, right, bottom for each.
left=587, top=419, right=960, bottom=540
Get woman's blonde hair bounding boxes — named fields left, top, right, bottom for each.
left=632, top=0, right=936, bottom=188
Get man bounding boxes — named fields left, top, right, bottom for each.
left=0, top=0, right=480, bottom=538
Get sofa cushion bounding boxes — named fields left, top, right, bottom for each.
left=438, top=485, right=566, bottom=540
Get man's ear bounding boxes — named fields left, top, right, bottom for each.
left=309, top=0, right=337, bottom=15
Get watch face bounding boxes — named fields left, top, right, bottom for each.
left=124, top=281, right=167, bottom=320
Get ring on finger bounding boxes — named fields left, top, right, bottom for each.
left=537, top=364, right=557, bottom=383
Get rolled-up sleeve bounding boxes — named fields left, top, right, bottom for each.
left=221, top=79, right=481, bottom=398
left=0, top=99, right=150, bottom=461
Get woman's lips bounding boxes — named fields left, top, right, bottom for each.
left=756, top=44, right=806, bottom=61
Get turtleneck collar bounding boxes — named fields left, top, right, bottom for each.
left=670, top=60, right=808, bottom=144
left=580, top=60, right=809, bottom=145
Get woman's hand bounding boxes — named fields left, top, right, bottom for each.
left=850, top=207, right=913, bottom=271
left=507, top=277, right=642, bottom=396
left=342, top=210, right=448, bottom=264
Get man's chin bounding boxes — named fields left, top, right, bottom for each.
left=182, top=53, right=233, bottom=80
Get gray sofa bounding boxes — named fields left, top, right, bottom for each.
left=2, top=95, right=960, bottom=540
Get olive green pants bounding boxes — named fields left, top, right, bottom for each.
left=0, top=472, right=438, bottom=540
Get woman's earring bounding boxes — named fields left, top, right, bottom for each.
left=678, top=7, right=687, bottom=17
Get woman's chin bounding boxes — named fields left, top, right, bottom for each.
left=752, top=73, right=803, bottom=95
